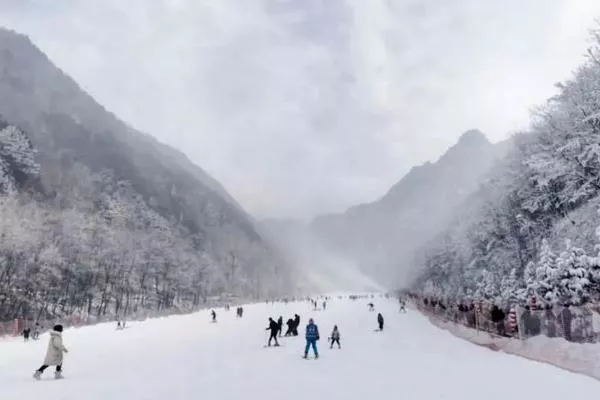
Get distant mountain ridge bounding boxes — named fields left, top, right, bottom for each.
left=310, top=129, right=507, bottom=287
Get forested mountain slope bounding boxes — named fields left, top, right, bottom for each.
left=414, top=29, right=600, bottom=307
left=0, top=28, right=293, bottom=323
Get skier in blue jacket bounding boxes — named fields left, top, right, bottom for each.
left=304, top=318, right=320, bottom=359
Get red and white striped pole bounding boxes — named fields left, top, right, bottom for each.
left=508, top=308, right=517, bottom=333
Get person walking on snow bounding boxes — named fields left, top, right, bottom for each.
left=329, top=325, right=341, bottom=349
left=23, top=327, right=31, bottom=342
left=285, top=318, right=294, bottom=336
left=292, top=314, right=301, bottom=336
left=399, top=299, right=407, bottom=313
left=33, top=324, right=68, bottom=380
left=33, top=322, right=40, bottom=340
left=266, top=318, right=280, bottom=347
left=277, top=316, right=283, bottom=337
left=211, top=310, right=217, bottom=323
left=304, top=318, right=320, bottom=359
left=377, top=313, right=384, bottom=331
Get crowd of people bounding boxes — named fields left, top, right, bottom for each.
left=264, top=296, right=391, bottom=358
left=27, top=294, right=399, bottom=379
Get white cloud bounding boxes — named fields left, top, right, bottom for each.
left=1, top=0, right=600, bottom=219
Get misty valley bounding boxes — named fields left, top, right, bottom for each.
left=2, top=4, right=600, bottom=398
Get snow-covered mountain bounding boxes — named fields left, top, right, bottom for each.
left=0, top=27, right=293, bottom=323
left=414, top=32, right=600, bottom=307
left=310, top=130, right=504, bottom=288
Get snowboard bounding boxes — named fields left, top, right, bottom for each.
left=263, top=344, right=283, bottom=348
left=302, top=356, right=319, bottom=360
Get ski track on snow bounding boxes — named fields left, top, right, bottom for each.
left=0, top=296, right=599, bottom=399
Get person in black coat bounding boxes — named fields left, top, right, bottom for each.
left=377, top=313, right=384, bottom=331
left=292, top=314, right=300, bottom=336
left=266, top=318, right=280, bottom=346
left=23, top=328, right=31, bottom=342
left=285, top=318, right=294, bottom=336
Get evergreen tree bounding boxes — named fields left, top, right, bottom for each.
left=555, top=241, right=591, bottom=305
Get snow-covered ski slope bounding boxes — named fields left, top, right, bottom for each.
left=1, top=296, right=599, bottom=399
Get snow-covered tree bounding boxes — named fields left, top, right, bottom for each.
left=554, top=241, right=591, bottom=305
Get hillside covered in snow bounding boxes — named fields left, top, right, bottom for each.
left=413, top=29, right=600, bottom=306
left=0, top=28, right=295, bottom=324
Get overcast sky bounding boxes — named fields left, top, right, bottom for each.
left=1, top=0, right=600, bottom=219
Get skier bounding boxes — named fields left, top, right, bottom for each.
left=33, top=324, right=68, bottom=380
left=285, top=318, right=294, bottom=336
left=33, top=323, right=40, bottom=340
left=211, top=310, right=217, bottom=323
left=329, top=325, right=341, bottom=349
left=368, top=303, right=374, bottom=311
left=377, top=313, right=384, bottom=331
left=323, top=301, right=327, bottom=310
left=292, top=314, right=301, bottom=336
left=304, top=318, right=320, bottom=359
left=23, top=327, right=31, bottom=342
left=266, top=318, right=280, bottom=347
left=277, top=316, right=284, bottom=337
left=399, top=299, right=407, bottom=313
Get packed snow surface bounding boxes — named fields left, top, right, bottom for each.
left=1, top=296, right=599, bottom=399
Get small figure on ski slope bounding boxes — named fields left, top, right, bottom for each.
left=23, top=327, right=31, bottom=342
left=304, top=318, right=320, bottom=359
left=368, top=303, right=374, bottom=312
left=377, top=313, right=384, bottom=331
left=33, top=323, right=40, bottom=340
left=399, top=299, right=407, bottom=313
left=266, top=318, right=280, bottom=347
left=292, top=314, right=301, bottom=336
left=322, top=301, right=327, bottom=310
left=33, top=324, right=68, bottom=380
left=277, top=316, right=284, bottom=337
left=211, top=310, right=217, bottom=323
left=329, top=325, right=341, bottom=349
left=285, top=318, right=294, bottom=336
